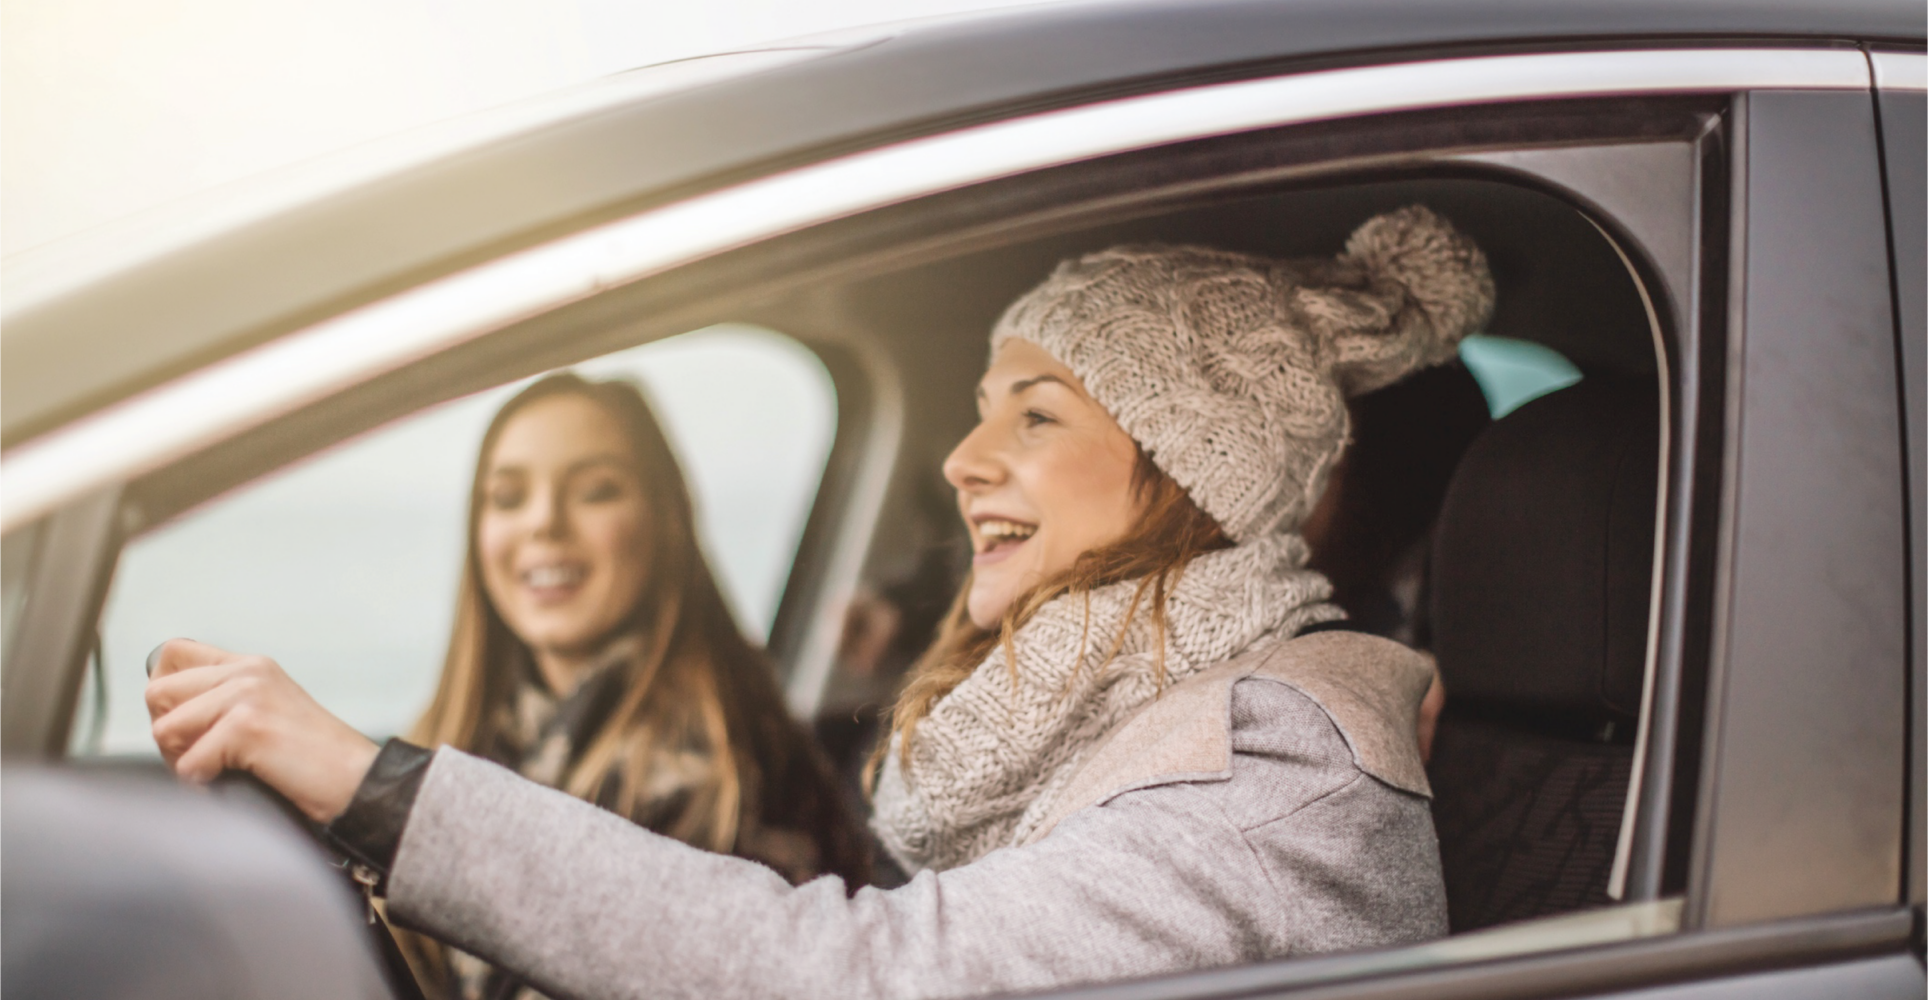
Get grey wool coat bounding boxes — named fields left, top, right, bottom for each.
left=384, top=631, right=1448, bottom=1000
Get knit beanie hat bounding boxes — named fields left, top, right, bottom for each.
left=989, top=204, right=1495, bottom=543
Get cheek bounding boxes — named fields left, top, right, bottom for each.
left=580, top=503, right=651, bottom=593
left=1033, top=444, right=1141, bottom=556
left=475, top=515, right=517, bottom=591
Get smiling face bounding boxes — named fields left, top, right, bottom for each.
left=476, top=393, right=652, bottom=685
left=944, top=339, right=1147, bottom=629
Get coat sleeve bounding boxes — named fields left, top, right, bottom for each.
left=384, top=680, right=1440, bottom=1000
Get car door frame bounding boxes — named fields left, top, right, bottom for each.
left=1868, top=47, right=1927, bottom=921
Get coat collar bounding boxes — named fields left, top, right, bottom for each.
left=1019, top=630, right=1435, bottom=847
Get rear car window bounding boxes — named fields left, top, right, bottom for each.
left=74, top=323, right=835, bottom=755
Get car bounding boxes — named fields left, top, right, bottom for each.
left=3, top=1, right=1923, bottom=997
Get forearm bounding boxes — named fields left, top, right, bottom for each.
left=375, top=750, right=1269, bottom=1000
left=382, top=750, right=947, bottom=1000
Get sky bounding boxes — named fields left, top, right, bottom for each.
left=2, top=0, right=1058, bottom=257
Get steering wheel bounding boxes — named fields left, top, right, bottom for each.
left=210, top=771, right=430, bottom=1000
left=147, top=647, right=427, bottom=1000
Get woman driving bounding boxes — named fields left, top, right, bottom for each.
left=390, top=373, right=867, bottom=996
left=147, top=205, right=1493, bottom=1000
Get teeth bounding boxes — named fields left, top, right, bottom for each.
left=523, top=565, right=586, bottom=588
left=978, top=520, right=1037, bottom=542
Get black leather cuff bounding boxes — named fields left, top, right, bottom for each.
left=323, top=738, right=433, bottom=887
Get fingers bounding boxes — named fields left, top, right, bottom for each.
left=144, top=648, right=284, bottom=773
left=137, top=641, right=374, bottom=821
left=144, top=657, right=258, bottom=722
left=172, top=710, right=249, bottom=784
left=158, top=670, right=380, bottom=823
left=150, top=672, right=265, bottom=767
left=146, top=638, right=235, bottom=679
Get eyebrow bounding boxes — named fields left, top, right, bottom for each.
left=567, top=454, right=633, bottom=475
left=488, top=452, right=633, bottom=476
left=976, top=373, right=1071, bottom=402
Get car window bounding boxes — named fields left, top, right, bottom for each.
left=73, top=323, right=836, bottom=756
left=1457, top=334, right=1584, bottom=418
left=796, top=166, right=1679, bottom=955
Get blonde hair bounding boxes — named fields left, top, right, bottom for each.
left=412, top=374, right=793, bottom=850
left=398, top=375, right=866, bottom=992
left=867, top=449, right=1229, bottom=789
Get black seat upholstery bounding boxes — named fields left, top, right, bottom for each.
left=1425, top=376, right=1660, bottom=933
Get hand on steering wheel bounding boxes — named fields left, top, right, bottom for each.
left=145, top=638, right=379, bottom=824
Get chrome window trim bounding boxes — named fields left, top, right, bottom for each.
left=0, top=46, right=1871, bottom=532
left=1872, top=50, right=1928, bottom=91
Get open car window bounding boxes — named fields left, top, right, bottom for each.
left=74, top=323, right=835, bottom=755
left=789, top=167, right=1688, bottom=985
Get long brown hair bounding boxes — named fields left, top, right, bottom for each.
left=412, top=373, right=804, bottom=851
left=868, top=449, right=1230, bottom=787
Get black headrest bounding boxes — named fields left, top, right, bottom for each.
left=1308, top=363, right=1491, bottom=634
left=1430, top=376, right=1660, bottom=731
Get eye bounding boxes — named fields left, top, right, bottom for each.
left=578, top=476, right=626, bottom=503
left=1022, top=409, right=1057, bottom=428
left=486, top=481, right=525, bottom=510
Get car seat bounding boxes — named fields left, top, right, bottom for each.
left=1425, top=375, right=1660, bottom=933
left=1307, top=362, right=1491, bottom=643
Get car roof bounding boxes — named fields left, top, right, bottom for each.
left=4, top=0, right=1921, bottom=447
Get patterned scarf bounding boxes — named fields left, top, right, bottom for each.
left=869, top=532, right=1339, bottom=873
left=452, top=638, right=691, bottom=1000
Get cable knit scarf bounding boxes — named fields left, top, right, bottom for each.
left=870, top=531, right=1340, bottom=873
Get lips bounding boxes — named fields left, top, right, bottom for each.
left=972, top=516, right=1037, bottom=566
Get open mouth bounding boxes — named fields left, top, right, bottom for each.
left=973, top=518, right=1037, bottom=565
left=520, top=562, right=588, bottom=599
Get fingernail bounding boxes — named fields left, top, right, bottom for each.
left=145, top=642, right=180, bottom=678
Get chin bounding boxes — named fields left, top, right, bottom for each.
left=966, top=591, right=1012, bottom=630
left=968, top=559, right=1044, bottom=627
left=519, top=620, right=593, bottom=651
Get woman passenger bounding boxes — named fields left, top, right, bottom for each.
left=148, top=205, right=1494, bottom=999
left=401, top=374, right=868, bottom=997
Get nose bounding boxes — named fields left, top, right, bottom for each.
left=530, top=483, right=569, bottom=540
left=943, top=419, right=1006, bottom=494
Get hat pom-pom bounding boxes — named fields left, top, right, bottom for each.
left=1342, top=204, right=1496, bottom=368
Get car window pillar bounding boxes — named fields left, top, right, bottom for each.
left=1689, top=88, right=1908, bottom=928
left=1, top=489, right=124, bottom=757
left=1868, top=51, right=1927, bottom=914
